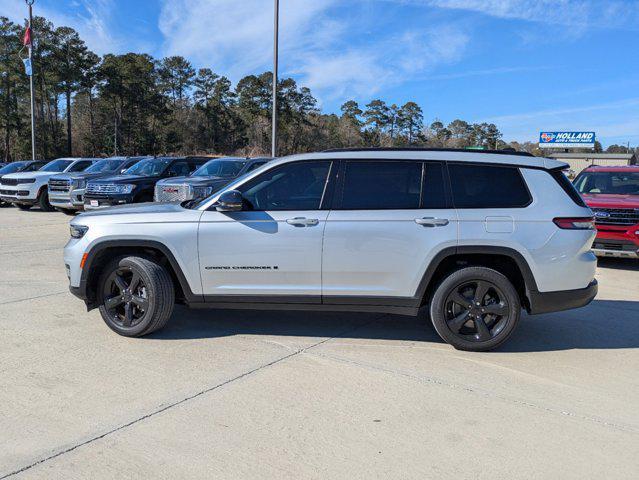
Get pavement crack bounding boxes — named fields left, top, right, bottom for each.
left=0, top=318, right=376, bottom=479
left=0, top=291, right=67, bottom=306
left=307, top=350, right=639, bottom=435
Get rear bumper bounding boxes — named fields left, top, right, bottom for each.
left=527, top=280, right=598, bottom=315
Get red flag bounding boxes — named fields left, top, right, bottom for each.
left=23, top=26, right=31, bottom=46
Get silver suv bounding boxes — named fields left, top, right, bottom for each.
left=64, top=149, right=598, bottom=351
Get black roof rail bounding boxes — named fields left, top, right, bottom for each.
left=322, top=147, right=535, bottom=157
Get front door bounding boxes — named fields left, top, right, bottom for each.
left=198, top=160, right=333, bottom=301
left=321, top=160, right=458, bottom=302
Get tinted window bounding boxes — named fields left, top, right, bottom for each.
left=166, top=161, right=191, bottom=177
left=340, top=161, right=422, bottom=210
left=449, top=164, right=531, bottom=208
left=246, top=161, right=266, bottom=173
left=0, top=162, right=28, bottom=174
left=193, top=159, right=247, bottom=177
left=126, top=158, right=171, bottom=176
left=550, top=170, right=587, bottom=207
left=68, top=161, right=93, bottom=172
left=422, top=162, right=448, bottom=209
left=239, top=161, right=331, bottom=211
left=84, top=159, right=123, bottom=173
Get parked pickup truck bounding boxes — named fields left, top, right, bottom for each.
left=573, top=165, right=639, bottom=258
left=48, top=157, right=148, bottom=214
left=154, top=157, right=271, bottom=203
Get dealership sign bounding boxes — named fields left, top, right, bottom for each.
left=539, top=131, right=596, bottom=149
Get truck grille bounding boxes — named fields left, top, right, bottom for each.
left=592, top=208, right=639, bottom=226
left=86, top=183, right=119, bottom=196
left=155, top=184, right=191, bottom=202
left=48, top=179, right=71, bottom=192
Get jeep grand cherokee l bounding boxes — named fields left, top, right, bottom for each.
left=154, top=157, right=271, bottom=203
left=83, top=156, right=209, bottom=210
left=1, top=158, right=96, bottom=211
left=573, top=165, right=639, bottom=258
left=65, top=148, right=598, bottom=352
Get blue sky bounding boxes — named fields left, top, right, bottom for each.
left=2, top=0, right=639, bottom=147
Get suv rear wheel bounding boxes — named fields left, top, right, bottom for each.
left=98, top=256, right=175, bottom=337
left=430, top=267, right=521, bottom=351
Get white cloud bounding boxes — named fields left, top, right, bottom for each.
left=396, top=0, right=639, bottom=29
left=0, top=0, right=133, bottom=55
left=158, top=0, right=469, bottom=101
left=483, top=98, right=639, bottom=145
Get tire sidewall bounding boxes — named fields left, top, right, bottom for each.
left=430, top=267, right=521, bottom=352
left=98, top=256, right=163, bottom=337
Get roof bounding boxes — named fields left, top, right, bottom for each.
left=277, top=149, right=566, bottom=170
left=550, top=152, right=636, bottom=160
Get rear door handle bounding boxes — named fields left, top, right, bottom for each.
left=415, top=217, right=449, bottom=227
left=286, top=217, right=319, bottom=227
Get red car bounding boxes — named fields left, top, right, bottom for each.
left=573, top=165, right=639, bottom=258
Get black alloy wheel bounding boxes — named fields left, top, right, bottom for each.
left=102, top=266, right=149, bottom=329
left=98, top=256, right=175, bottom=337
left=444, top=280, right=510, bottom=343
left=429, top=267, right=521, bottom=351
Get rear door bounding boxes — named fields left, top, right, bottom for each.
left=321, top=160, right=458, bottom=303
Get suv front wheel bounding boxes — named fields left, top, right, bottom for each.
left=98, top=256, right=175, bottom=337
left=430, top=267, right=521, bottom=351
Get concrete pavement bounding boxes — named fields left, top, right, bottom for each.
left=1, top=207, right=638, bottom=479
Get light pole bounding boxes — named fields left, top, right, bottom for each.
left=271, top=0, right=279, bottom=158
left=26, top=0, right=36, bottom=160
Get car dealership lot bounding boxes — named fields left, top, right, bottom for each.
left=1, top=208, right=638, bottom=479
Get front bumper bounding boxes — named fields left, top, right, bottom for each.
left=527, top=280, right=598, bottom=315
left=84, top=193, right=134, bottom=210
left=0, top=185, right=38, bottom=203
left=593, top=226, right=639, bottom=259
left=49, top=188, right=86, bottom=210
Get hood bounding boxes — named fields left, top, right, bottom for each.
left=74, top=202, right=203, bottom=226
left=54, top=171, right=122, bottom=181
left=78, top=202, right=188, bottom=218
left=2, top=171, right=60, bottom=180
left=89, top=174, right=156, bottom=185
left=582, top=194, right=639, bottom=209
left=158, top=175, right=232, bottom=188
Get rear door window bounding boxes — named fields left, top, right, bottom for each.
left=448, top=163, right=531, bottom=208
left=339, top=161, right=422, bottom=210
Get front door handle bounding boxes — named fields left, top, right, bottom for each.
left=286, top=217, right=319, bottom=227
left=415, top=217, right=449, bottom=227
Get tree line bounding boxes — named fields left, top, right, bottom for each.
left=1, top=16, right=635, bottom=162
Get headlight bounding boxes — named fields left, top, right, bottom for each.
left=18, top=178, right=36, bottom=184
left=72, top=179, right=86, bottom=189
left=192, top=186, right=213, bottom=198
left=114, top=184, right=135, bottom=194
left=70, top=224, right=88, bottom=239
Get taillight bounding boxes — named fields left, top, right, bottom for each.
left=553, top=217, right=595, bottom=230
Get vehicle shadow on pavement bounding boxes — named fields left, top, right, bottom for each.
left=148, top=299, right=639, bottom=352
left=597, top=258, right=639, bottom=272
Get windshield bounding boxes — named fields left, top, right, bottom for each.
left=193, top=159, right=247, bottom=177
left=0, top=162, right=28, bottom=174
left=125, top=158, right=171, bottom=176
left=85, top=159, right=124, bottom=173
left=41, top=159, right=73, bottom=172
left=574, top=171, right=639, bottom=195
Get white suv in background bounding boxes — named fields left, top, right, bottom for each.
left=64, top=149, right=598, bottom=351
left=0, top=158, right=95, bottom=211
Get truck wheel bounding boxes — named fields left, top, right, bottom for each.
left=97, top=256, right=175, bottom=337
left=15, top=203, right=32, bottom=211
left=429, top=267, right=521, bottom=352
left=37, top=188, right=54, bottom=212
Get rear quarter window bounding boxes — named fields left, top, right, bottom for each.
left=448, top=163, right=532, bottom=209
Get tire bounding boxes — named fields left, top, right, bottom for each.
left=97, top=256, right=175, bottom=337
left=37, top=188, right=54, bottom=212
left=429, top=267, right=521, bottom=352
left=55, top=208, right=76, bottom=216
left=15, top=203, right=31, bottom=211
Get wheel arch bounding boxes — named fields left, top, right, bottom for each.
left=80, top=240, right=202, bottom=309
left=416, top=246, right=539, bottom=312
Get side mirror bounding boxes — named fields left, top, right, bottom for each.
left=215, top=190, right=243, bottom=212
